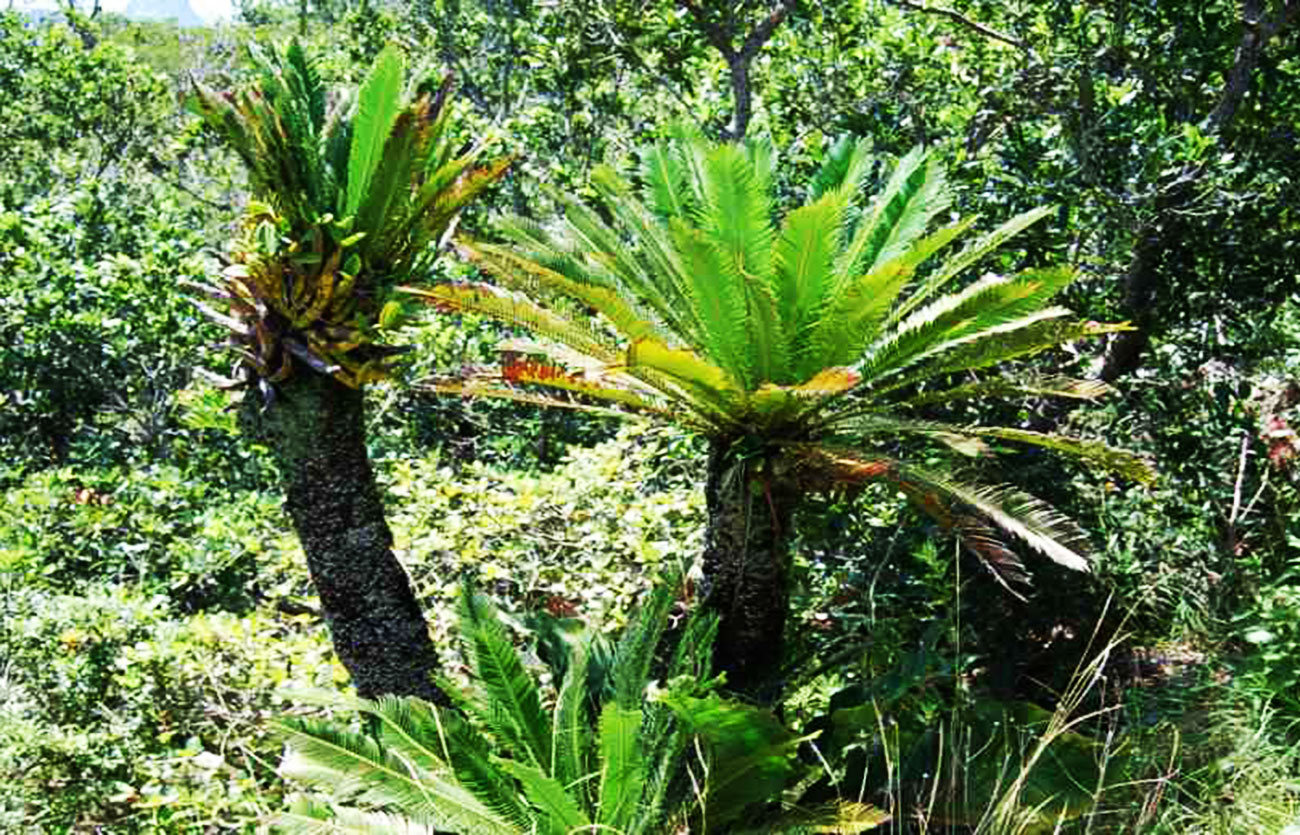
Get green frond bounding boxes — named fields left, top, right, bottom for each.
left=404, top=279, right=621, bottom=365
left=468, top=241, right=667, bottom=345
left=627, top=337, right=745, bottom=427
left=808, top=135, right=873, bottom=201
left=457, top=583, right=553, bottom=771
left=668, top=217, right=753, bottom=379
left=834, top=147, right=948, bottom=283
left=896, top=375, right=1112, bottom=409
left=596, top=704, right=646, bottom=831
left=589, top=166, right=710, bottom=347
left=774, top=190, right=847, bottom=373
left=550, top=642, right=592, bottom=806
left=897, top=465, right=1092, bottom=572
left=346, top=44, right=405, bottom=217
left=702, top=145, right=780, bottom=379
left=888, top=204, right=1055, bottom=327
left=284, top=39, right=326, bottom=132
left=438, top=711, right=537, bottom=831
left=354, top=106, right=417, bottom=254
left=809, top=217, right=975, bottom=375
left=277, top=716, right=514, bottom=834
left=495, top=760, right=592, bottom=835
left=641, top=139, right=690, bottom=220
left=611, top=581, right=675, bottom=710
left=861, top=267, right=1079, bottom=383
left=972, top=426, right=1157, bottom=484
left=866, top=318, right=1131, bottom=399
left=828, top=412, right=1154, bottom=485
left=362, top=695, right=447, bottom=774
left=418, top=379, right=646, bottom=421
left=275, top=795, right=441, bottom=834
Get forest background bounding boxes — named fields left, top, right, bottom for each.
left=1, top=0, right=1299, bottom=831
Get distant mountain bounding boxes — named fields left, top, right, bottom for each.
left=11, top=0, right=231, bottom=26
left=122, top=0, right=204, bottom=26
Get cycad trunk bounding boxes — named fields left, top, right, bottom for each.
left=701, top=439, right=798, bottom=702
left=255, top=371, right=446, bottom=703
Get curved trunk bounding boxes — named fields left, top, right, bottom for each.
left=701, top=438, right=798, bottom=702
left=253, top=372, right=446, bottom=703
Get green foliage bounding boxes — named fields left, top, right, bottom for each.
left=276, top=580, right=886, bottom=834
left=0, top=584, right=340, bottom=831
left=385, top=423, right=705, bottom=631
left=191, top=38, right=510, bottom=392
left=1, top=4, right=1298, bottom=832
left=0, top=463, right=292, bottom=610
left=0, top=12, right=171, bottom=197
left=415, top=132, right=1149, bottom=579
left=0, top=181, right=226, bottom=476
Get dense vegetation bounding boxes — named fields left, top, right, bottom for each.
left=1, top=0, right=1298, bottom=832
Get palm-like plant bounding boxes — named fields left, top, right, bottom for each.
left=190, top=41, right=509, bottom=701
left=276, top=581, right=888, bottom=834
left=406, top=133, right=1152, bottom=699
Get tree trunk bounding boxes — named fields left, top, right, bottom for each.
left=252, top=372, right=446, bottom=703
left=700, top=438, right=798, bottom=702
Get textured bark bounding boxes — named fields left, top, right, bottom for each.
left=701, top=438, right=798, bottom=701
left=253, top=372, right=446, bottom=703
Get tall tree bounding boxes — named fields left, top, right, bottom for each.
left=410, top=133, right=1152, bottom=699
left=191, top=42, right=509, bottom=700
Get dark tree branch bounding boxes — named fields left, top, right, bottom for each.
left=1099, top=0, right=1297, bottom=382
left=889, top=0, right=1032, bottom=55
left=1205, top=0, right=1299, bottom=132
left=682, top=0, right=797, bottom=139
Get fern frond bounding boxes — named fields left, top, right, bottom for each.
left=457, top=583, right=553, bottom=771
left=550, top=642, right=592, bottom=807
left=700, top=143, right=783, bottom=383
left=589, top=166, right=711, bottom=348
left=611, top=581, right=674, bottom=710
left=860, top=266, right=1078, bottom=383
left=888, top=204, right=1055, bottom=327
left=808, top=135, right=873, bottom=201
left=897, top=465, right=1092, bottom=572
left=596, top=704, right=646, bottom=831
left=274, top=795, right=441, bottom=834
left=641, top=139, right=689, bottom=220
left=496, top=760, right=592, bottom=835
left=404, top=279, right=621, bottom=365
left=972, top=426, right=1157, bottom=484
left=277, top=716, right=513, bottom=834
left=346, top=44, right=405, bottom=217
left=865, top=318, right=1131, bottom=399
left=834, top=147, right=947, bottom=283
left=895, top=375, right=1112, bottom=409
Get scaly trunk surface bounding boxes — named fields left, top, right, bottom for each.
left=254, top=371, right=446, bottom=703
left=701, top=438, right=798, bottom=702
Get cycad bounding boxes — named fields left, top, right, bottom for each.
left=191, top=40, right=509, bottom=394
left=189, top=41, right=508, bottom=701
left=274, top=581, right=887, bottom=833
left=405, top=133, right=1153, bottom=698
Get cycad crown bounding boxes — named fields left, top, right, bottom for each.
left=408, top=133, right=1153, bottom=577
left=190, top=40, right=509, bottom=393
